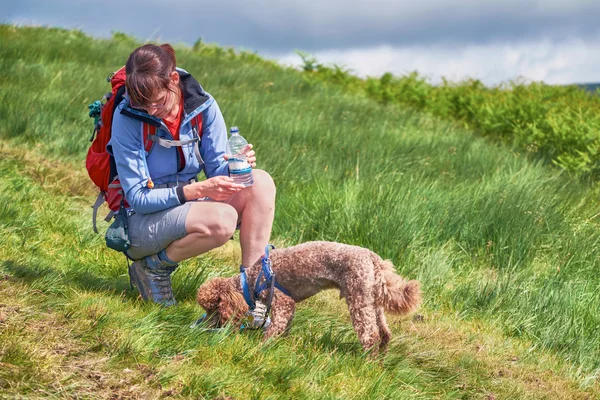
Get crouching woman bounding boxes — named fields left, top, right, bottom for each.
left=109, top=43, right=276, bottom=306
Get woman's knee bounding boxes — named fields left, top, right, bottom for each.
left=186, top=203, right=238, bottom=243
left=207, top=206, right=238, bottom=242
left=253, top=169, right=276, bottom=199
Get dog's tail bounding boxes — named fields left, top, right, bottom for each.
left=376, top=256, right=421, bottom=314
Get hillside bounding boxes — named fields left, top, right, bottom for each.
left=1, top=25, right=600, bottom=399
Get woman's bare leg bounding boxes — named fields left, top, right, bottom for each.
left=162, top=169, right=275, bottom=267
left=165, top=201, right=238, bottom=262
left=227, top=169, right=276, bottom=268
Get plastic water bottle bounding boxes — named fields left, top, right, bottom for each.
left=227, top=126, right=254, bottom=187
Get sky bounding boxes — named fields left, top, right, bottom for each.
left=3, top=0, right=600, bottom=86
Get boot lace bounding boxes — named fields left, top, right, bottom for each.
left=150, top=266, right=176, bottom=300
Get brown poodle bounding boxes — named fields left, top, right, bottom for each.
left=196, top=241, right=421, bottom=352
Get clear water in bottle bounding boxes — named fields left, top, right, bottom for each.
left=227, top=126, right=254, bottom=187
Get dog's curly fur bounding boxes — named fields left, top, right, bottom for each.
left=197, top=241, right=421, bottom=352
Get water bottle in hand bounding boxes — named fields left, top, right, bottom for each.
left=227, top=126, right=254, bottom=187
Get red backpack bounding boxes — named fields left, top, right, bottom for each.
left=86, top=67, right=203, bottom=233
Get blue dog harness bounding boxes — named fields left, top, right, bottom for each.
left=190, top=245, right=291, bottom=332
left=240, top=244, right=292, bottom=314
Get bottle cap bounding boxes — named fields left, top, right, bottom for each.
left=230, top=126, right=239, bottom=134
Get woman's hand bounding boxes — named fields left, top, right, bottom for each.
left=183, top=176, right=245, bottom=202
left=224, top=144, right=256, bottom=168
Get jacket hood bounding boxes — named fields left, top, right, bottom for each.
left=179, top=69, right=210, bottom=113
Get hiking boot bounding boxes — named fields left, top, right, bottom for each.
left=128, top=255, right=177, bottom=306
left=242, top=300, right=271, bottom=330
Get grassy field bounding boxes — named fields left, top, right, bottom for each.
left=1, top=25, right=600, bottom=399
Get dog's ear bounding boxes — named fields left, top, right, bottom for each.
left=197, top=277, right=226, bottom=312
left=217, top=280, right=248, bottom=324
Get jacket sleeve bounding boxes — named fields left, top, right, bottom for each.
left=200, top=99, right=230, bottom=178
left=109, top=105, right=182, bottom=215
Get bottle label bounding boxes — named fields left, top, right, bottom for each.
left=228, top=158, right=252, bottom=175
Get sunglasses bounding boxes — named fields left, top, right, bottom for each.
left=129, top=90, right=171, bottom=111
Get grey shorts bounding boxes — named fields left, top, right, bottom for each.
left=126, top=202, right=193, bottom=260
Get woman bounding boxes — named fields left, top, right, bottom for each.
left=109, top=43, right=276, bottom=308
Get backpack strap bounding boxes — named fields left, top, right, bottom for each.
left=191, top=113, right=203, bottom=137
left=142, top=123, right=156, bottom=154
left=143, top=113, right=205, bottom=165
left=91, top=192, right=105, bottom=234
left=149, top=136, right=199, bottom=148
left=191, top=113, right=204, bottom=165
left=91, top=178, right=125, bottom=233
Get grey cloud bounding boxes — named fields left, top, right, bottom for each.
left=3, top=0, right=600, bottom=53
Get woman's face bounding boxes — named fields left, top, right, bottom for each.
left=132, top=71, right=180, bottom=119
left=143, top=89, right=173, bottom=119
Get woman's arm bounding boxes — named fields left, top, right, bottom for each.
left=109, top=104, right=182, bottom=214
left=199, top=99, right=230, bottom=178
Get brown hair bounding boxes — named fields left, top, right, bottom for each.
left=125, top=43, right=178, bottom=107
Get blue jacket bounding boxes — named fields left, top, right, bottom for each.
left=108, top=68, right=229, bottom=215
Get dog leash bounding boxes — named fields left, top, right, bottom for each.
left=240, top=244, right=292, bottom=318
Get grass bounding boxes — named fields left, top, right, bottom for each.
left=1, top=24, right=600, bottom=398
left=297, top=52, right=600, bottom=177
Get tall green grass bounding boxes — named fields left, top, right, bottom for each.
left=1, top=25, right=600, bottom=398
left=0, top=154, right=531, bottom=399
